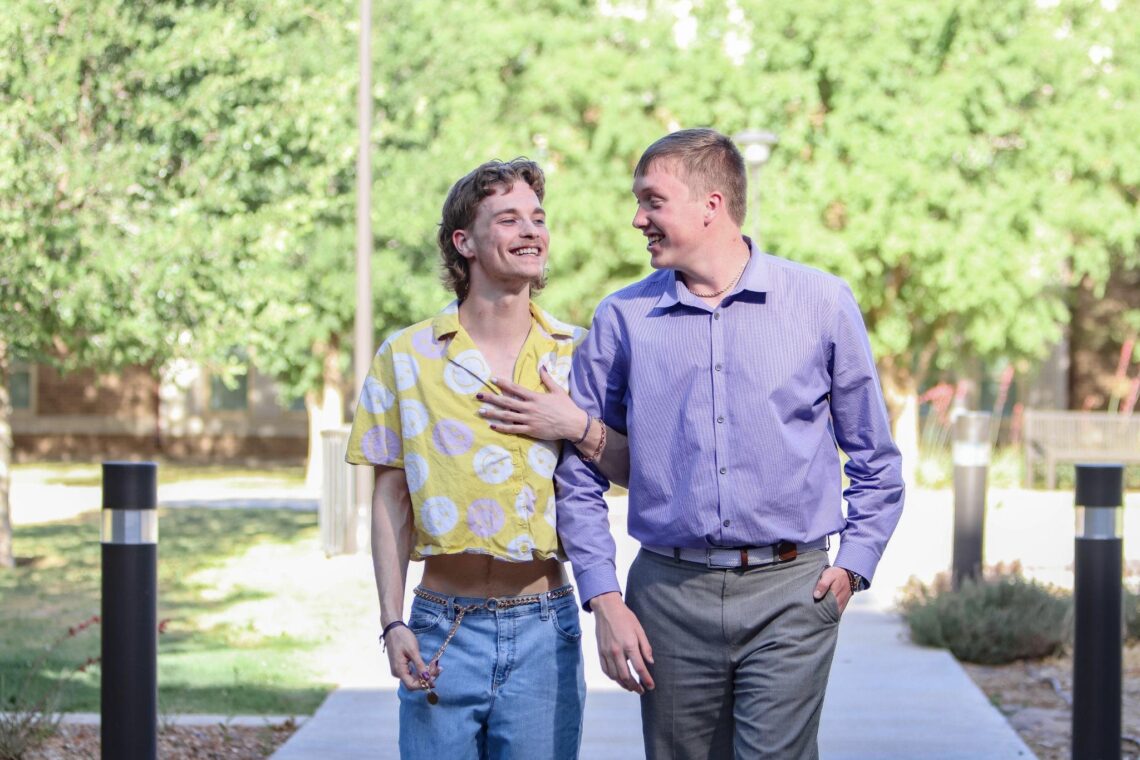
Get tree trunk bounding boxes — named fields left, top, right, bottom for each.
left=0, top=339, right=15, bottom=568
left=303, top=343, right=346, bottom=492
left=878, top=359, right=920, bottom=492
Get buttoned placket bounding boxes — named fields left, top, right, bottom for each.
left=710, top=304, right=730, bottom=542
left=507, top=329, right=544, bottom=536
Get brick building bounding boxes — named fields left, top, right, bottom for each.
left=9, top=359, right=308, bottom=463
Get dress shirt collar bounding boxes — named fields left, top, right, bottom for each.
left=654, top=236, right=771, bottom=311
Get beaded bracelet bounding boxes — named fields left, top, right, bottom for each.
left=571, top=413, right=592, bottom=446
left=582, top=418, right=606, bottom=463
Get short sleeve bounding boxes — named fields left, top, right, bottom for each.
left=345, top=339, right=405, bottom=468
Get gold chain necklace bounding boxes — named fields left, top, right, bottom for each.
left=689, top=258, right=748, bottom=298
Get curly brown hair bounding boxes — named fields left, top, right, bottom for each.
left=438, top=158, right=546, bottom=301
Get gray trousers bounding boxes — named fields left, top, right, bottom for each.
left=626, top=548, right=841, bottom=760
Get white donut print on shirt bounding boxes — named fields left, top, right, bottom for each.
left=473, top=445, right=514, bottom=485
left=443, top=349, right=490, bottom=395
left=392, top=353, right=420, bottom=391
left=421, top=496, right=459, bottom=536
left=527, top=442, right=558, bottom=479
left=544, top=494, right=557, bottom=529
left=507, top=534, right=536, bottom=560
left=360, top=376, right=396, bottom=414
left=515, top=485, right=537, bottom=518
left=550, top=355, right=572, bottom=390
left=399, top=399, right=430, bottom=438
left=404, top=452, right=429, bottom=493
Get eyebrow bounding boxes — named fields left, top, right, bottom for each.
left=492, top=205, right=545, bottom=217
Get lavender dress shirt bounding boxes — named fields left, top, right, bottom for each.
left=554, top=241, right=905, bottom=606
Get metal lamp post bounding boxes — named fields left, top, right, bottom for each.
left=352, top=0, right=374, bottom=553
left=733, top=130, right=779, bottom=248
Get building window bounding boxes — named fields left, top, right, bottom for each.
left=210, top=374, right=248, bottom=411
left=9, top=362, right=33, bottom=411
left=209, top=350, right=249, bottom=411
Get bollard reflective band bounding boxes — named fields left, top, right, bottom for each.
left=1076, top=507, right=1122, bottom=540
left=952, top=441, right=991, bottom=467
left=101, top=510, right=159, bottom=545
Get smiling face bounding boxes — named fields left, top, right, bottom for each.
left=632, top=160, right=710, bottom=272
left=453, top=181, right=548, bottom=296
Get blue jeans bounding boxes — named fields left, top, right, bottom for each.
left=398, top=585, right=586, bottom=760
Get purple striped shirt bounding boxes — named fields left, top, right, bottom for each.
left=554, top=242, right=905, bottom=605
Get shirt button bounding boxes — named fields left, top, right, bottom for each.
left=713, top=312, right=721, bottom=320
left=717, top=416, right=725, bottom=423
left=723, top=519, right=730, bottom=527
left=719, top=467, right=727, bottom=475
left=715, top=363, right=723, bottom=371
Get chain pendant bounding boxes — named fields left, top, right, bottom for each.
left=426, top=690, right=439, bottom=705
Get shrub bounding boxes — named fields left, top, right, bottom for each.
left=900, top=572, right=1072, bottom=664
left=0, top=616, right=100, bottom=760
left=1123, top=585, right=1140, bottom=642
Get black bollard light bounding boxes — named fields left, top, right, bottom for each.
left=1072, top=463, right=1124, bottom=760
left=101, top=461, right=158, bottom=760
left=951, top=412, right=992, bottom=589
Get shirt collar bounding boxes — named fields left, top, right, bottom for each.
left=430, top=300, right=576, bottom=343
left=653, top=236, right=770, bottom=310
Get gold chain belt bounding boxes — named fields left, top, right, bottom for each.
left=411, top=585, right=575, bottom=704
left=413, top=584, right=574, bottom=609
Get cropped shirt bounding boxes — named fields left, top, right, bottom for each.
left=345, top=300, right=586, bottom=562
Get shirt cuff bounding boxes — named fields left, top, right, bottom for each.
left=573, top=560, right=621, bottom=612
left=834, top=542, right=882, bottom=590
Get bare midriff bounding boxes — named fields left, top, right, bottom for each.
left=422, top=554, right=567, bottom=598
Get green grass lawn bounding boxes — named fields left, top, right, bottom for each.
left=1, top=508, right=332, bottom=716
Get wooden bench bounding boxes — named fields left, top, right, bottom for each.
left=1023, top=410, right=1140, bottom=488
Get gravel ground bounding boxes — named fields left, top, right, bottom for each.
left=23, top=721, right=297, bottom=759
left=965, top=644, right=1140, bottom=760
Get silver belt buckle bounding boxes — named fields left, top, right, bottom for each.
left=705, top=548, right=737, bottom=568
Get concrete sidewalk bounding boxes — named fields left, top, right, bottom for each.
left=271, top=596, right=1034, bottom=759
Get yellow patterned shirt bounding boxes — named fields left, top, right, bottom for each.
left=345, top=300, right=586, bottom=562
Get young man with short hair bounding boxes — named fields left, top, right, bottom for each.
left=555, top=129, right=905, bottom=759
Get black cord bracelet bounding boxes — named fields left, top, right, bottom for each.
left=380, top=620, right=408, bottom=651
left=571, top=413, right=592, bottom=446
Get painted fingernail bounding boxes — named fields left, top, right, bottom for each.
left=420, top=670, right=431, bottom=680
left=476, top=393, right=483, bottom=400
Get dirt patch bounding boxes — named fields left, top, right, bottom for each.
left=24, top=721, right=297, bottom=759
left=964, top=644, right=1140, bottom=759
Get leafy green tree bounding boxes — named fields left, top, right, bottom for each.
left=315, top=0, right=1140, bottom=478
left=0, top=0, right=330, bottom=565
left=4, top=0, right=1137, bottom=569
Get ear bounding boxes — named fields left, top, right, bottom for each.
left=703, top=191, right=724, bottom=226
left=452, top=229, right=475, bottom=260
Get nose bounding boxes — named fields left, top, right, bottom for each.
left=632, top=206, right=648, bottom=230
left=520, top=218, right=540, bottom=237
